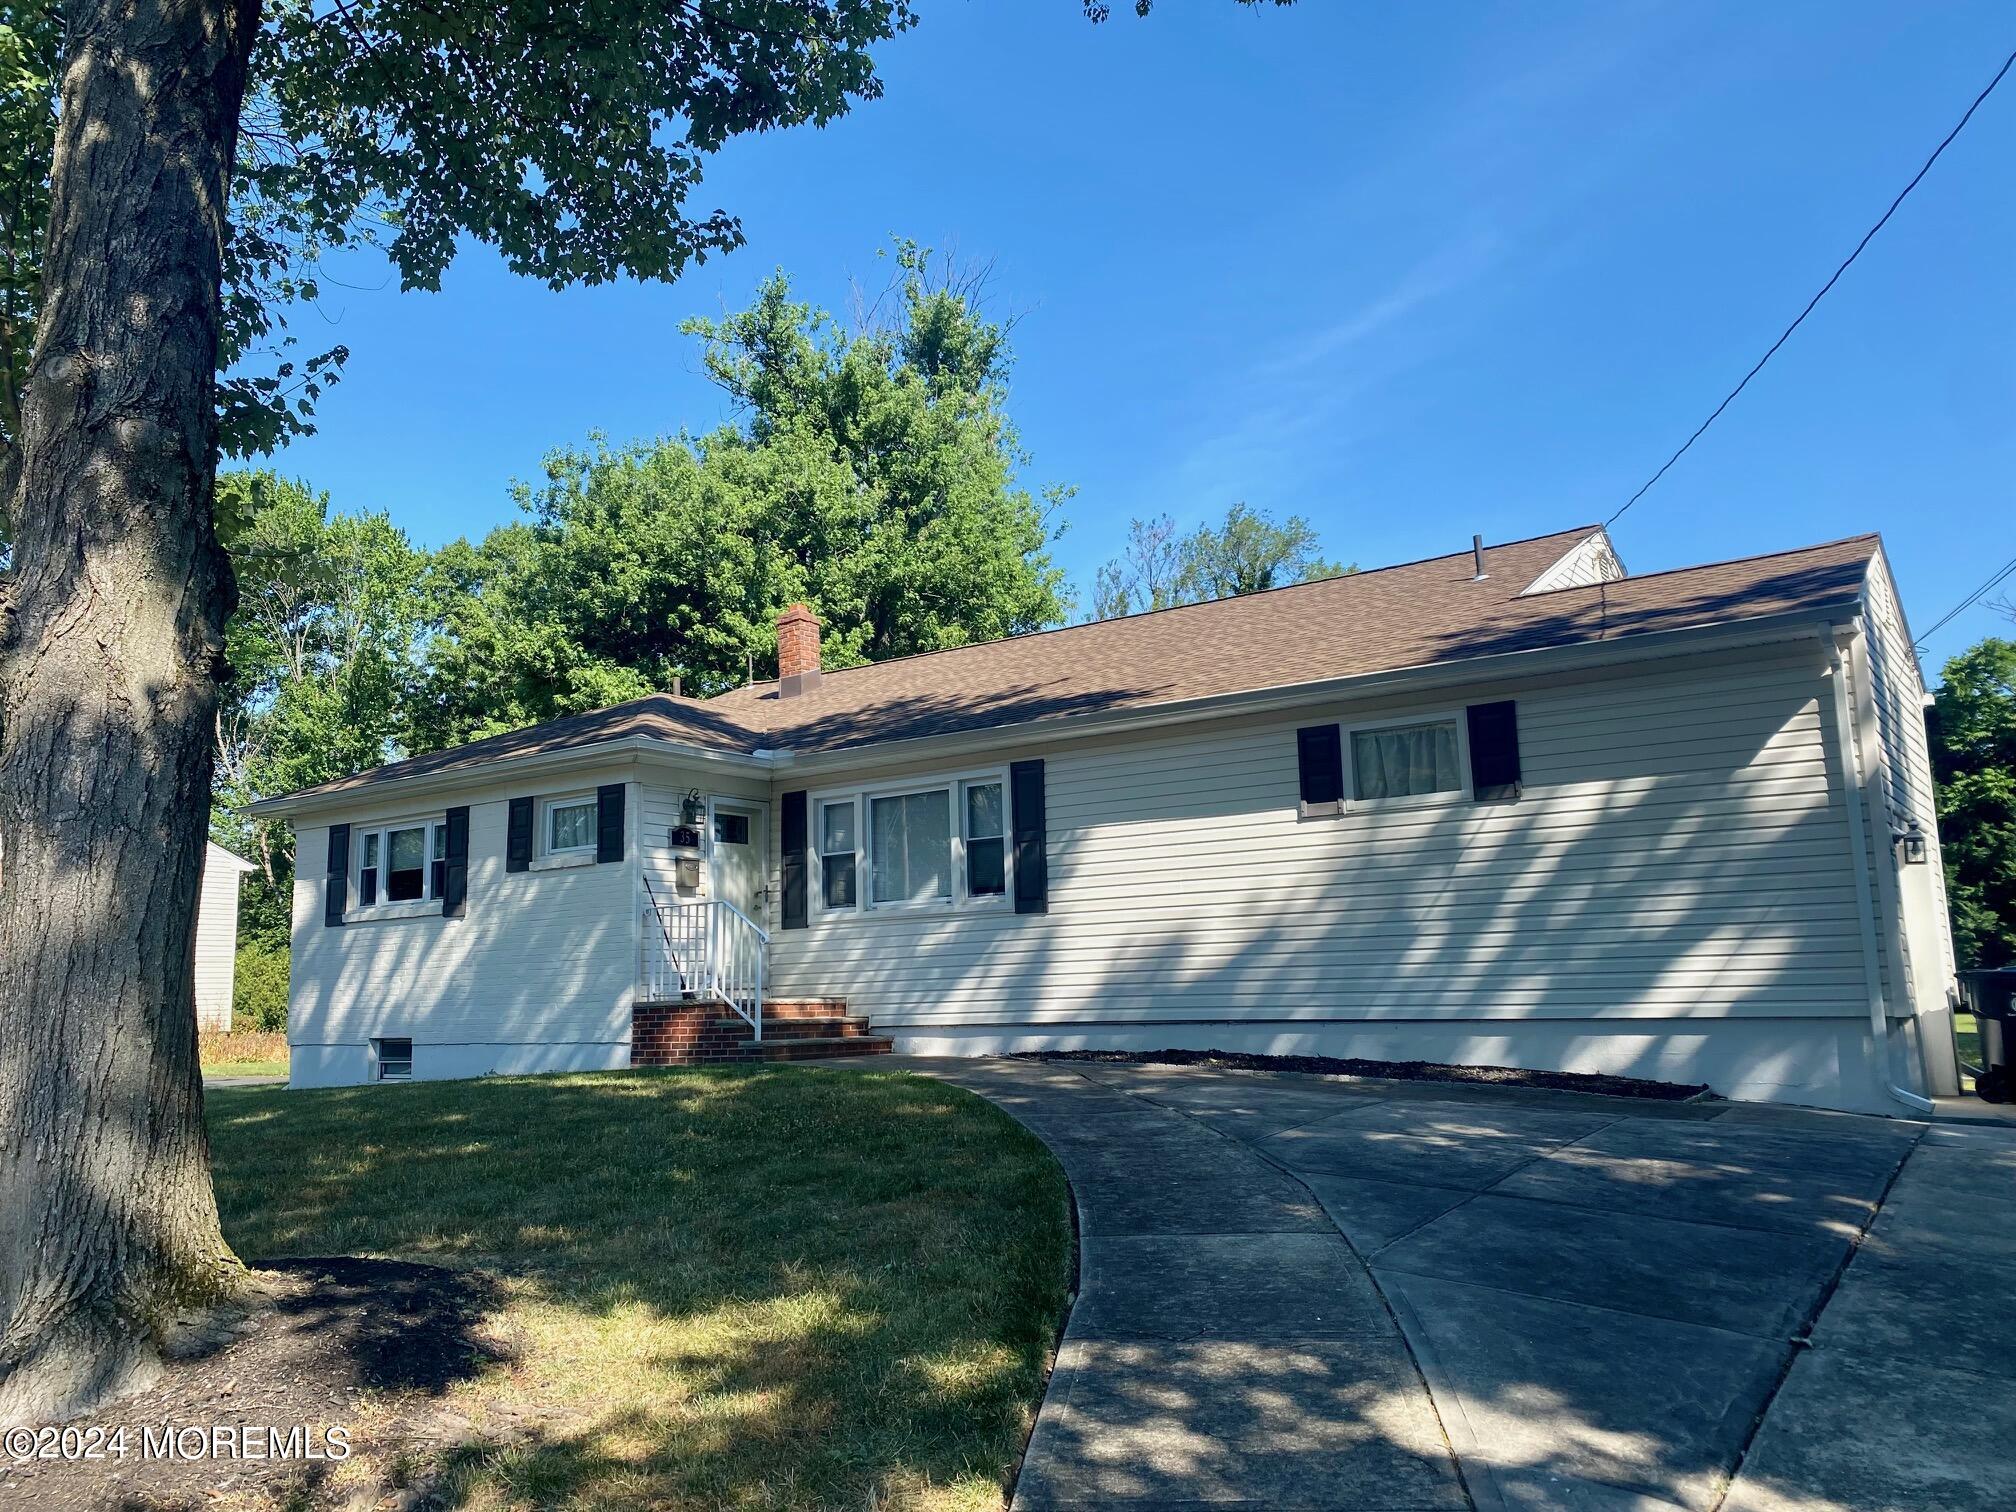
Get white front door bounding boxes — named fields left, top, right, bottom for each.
left=710, top=801, right=766, bottom=925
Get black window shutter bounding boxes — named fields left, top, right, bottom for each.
left=780, top=790, right=808, bottom=929
left=441, top=806, right=470, bottom=917
left=324, top=824, right=350, bottom=926
left=1467, top=701, right=1522, bottom=801
left=597, top=783, right=626, bottom=863
left=1296, top=724, right=1344, bottom=807
left=506, top=796, right=533, bottom=872
left=1010, top=759, right=1048, bottom=915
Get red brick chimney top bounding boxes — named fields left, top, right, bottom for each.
left=776, top=603, right=822, bottom=696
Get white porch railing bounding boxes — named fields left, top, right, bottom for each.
left=641, top=898, right=769, bottom=1040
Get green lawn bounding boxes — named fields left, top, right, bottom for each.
left=1956, top=1011, right=1982, bottom=1092
left=207, top=1068, right=1072, bottom=1511
left=1957, top=1011, right=1982, bottom=1069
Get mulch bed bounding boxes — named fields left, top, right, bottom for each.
left=3, top=1258, right=510, bottom=1512
left=1016, top=1047, right=1714, bottom=1101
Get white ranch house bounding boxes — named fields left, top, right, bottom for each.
left=251, top=526, right=1960, bottom=1115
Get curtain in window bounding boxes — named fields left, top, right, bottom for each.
left=870, top=790, right=951, bottom=904
left=1352, top=721, right=1460, bottom=800
left=550, top=802, right=596, bottom=852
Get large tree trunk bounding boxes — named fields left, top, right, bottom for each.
left=0, top=0, right=259, bottom=1426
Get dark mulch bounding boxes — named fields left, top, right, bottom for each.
left=1015, top=1047, right=1714, bottom=1101
left=3, top=1258, right=506, bottom=1512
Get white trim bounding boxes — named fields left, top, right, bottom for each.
left=344, top=899, right=441, bottom=925
left=348, top=813, right=448, bottom=918
left=1338, top=708, right=1473, bottom=812
left=529, top=851, right=595, bottom=873
left=540, top=791, right=599, bottom=858
left=811, top=792, right=861, bottom=915
left=1826, top=619, right=1934, bottom=1115
left=1517, top=529, right=1627, bottom=596
left=807, top=764, right=1013, bottom=919
left=254, top=607, right=1859, bottom=819
left=765, top=612, right=1851, bottom=780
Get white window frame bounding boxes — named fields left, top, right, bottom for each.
left=814, top=795, right=861, bottom=914
left=351, top=815, right=449, bottom=916
left=541, top=792, right=599, bottom=858
left=1340, top=709, right=1472, bottom=812
left=808, top=766, right=1013, bottom=917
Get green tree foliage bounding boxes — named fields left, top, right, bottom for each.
left=1, top=0, right=926, bottom=539
left=415, top=250, right=1068, bottom=745
left=210, top=471, right=428, bottom=943
left=1091, top=503, right=1348, bottom=619
left=230, top=942, right=290, bottom=1033
left=0, top=2, right=55, bottom=540
left=1931, top=637, right=2016, bottom=968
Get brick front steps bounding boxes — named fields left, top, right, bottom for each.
left=631, top=998, right=893, bottom=1067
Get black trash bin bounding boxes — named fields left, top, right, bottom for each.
left=1957, top=969, right=2016, bottom=1103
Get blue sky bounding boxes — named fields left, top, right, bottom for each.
left=269, top=0, right=2014, bottom=672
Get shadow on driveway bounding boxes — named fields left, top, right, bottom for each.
left=891, top=1057, right=2014, bottom=1512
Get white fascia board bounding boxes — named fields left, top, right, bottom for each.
left=251, top=600, right=1862, bottom=815
left=768, top=605, right=1859, bottom=780
left=246, top=735, right=771, bottom=820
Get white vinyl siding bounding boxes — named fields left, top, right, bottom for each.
left=193, top=843, right=248, bottom=1031
left=639, top=771, right=771, bottom=912
left=1859, top=551, right=1957, bottom=1024
left=768, top=641, right=1868, bottom=1030
left=290, top=766, right=642, bottom=1071
left=1518, top=531, right=1626, bottom=594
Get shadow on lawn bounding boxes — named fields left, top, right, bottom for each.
left=207, top=1067, right=1072, bottom=1510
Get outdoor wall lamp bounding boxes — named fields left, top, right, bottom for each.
left=1896, top=823, right=1928, bottom=866
left=669, top=788, right=705, bottom=851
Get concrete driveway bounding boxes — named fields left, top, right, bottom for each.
left=893, top=1057, right=2016, bottom=1512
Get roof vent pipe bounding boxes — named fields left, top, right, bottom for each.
left=1471, top=535, right=1488, bottom=581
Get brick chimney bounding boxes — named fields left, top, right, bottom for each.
left=776, top=603, right=822, bottom=697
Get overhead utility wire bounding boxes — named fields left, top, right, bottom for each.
left=1913, top=553, right=2016, bottom=651
left=1607, top=44, right=2016, bottom=527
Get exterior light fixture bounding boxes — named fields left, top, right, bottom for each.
left=669, top=788, right=705, bottom=851
left=1896, top=823, right=1928, bottom=866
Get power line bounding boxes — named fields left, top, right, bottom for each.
left=1609, top=44, right=2016, bottom=527
left=1914, top=552, right=2016, bottom=651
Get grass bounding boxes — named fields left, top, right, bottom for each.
left=1957, top=1011, right=1982, bottom=1091
left=206, top=1068, right=1073, bottom=1511
left=200, top=1028, right=290, bottom=1079
left=204, top=1058, right=290, bottom=1078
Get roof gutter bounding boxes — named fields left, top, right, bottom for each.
left=249, top=601, right=1862, bottom=817
left=245, top=733, right=772, bottom=819
left=770, top=603, right=1863, bottom=778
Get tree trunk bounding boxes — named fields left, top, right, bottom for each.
left=0, top=0, right=259, bottom=1427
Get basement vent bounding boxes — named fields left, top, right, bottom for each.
left=375, top=1037, right=413, bottom=1082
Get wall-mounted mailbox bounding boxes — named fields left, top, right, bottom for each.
left=675, top=856, right=701, bottom=891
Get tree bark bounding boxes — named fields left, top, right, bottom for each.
left=0, top=0, right=259, bottom=1427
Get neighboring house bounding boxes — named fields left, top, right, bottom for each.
left=250, top=526, right=1959, bottom=1115
left=197, top=842, right=257, bottom=1030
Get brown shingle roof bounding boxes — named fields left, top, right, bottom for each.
left=272, top=527, right=1878, bottom=802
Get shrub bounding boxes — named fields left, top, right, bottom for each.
left=234, top=941, right=290, bottom=1033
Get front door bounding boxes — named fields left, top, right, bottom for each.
left=710, top=800, right=766, bottom=926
